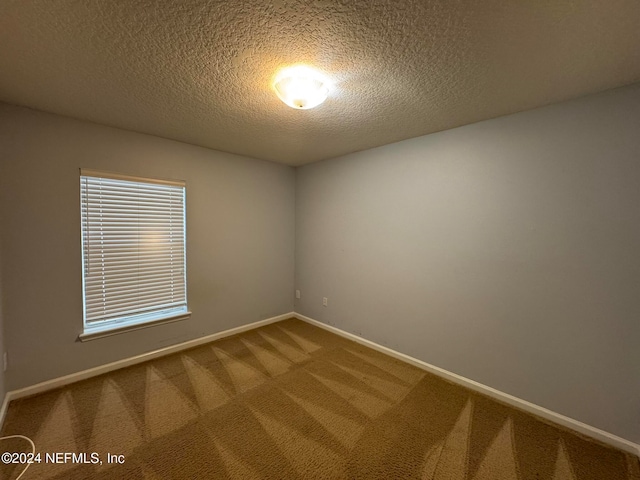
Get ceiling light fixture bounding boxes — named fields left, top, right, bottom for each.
left=273, top=65, right=330, bottom=110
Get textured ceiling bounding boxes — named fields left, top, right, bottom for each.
left=1, top=1, right=639, bottom=166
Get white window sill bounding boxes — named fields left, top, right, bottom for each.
left=78, top=312, right=192, bottom=342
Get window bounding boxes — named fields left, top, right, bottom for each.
left=80, top=169, right=188, bottom=339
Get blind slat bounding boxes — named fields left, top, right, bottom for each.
left=88, top=305, right=186, bottom=323
left=86, top=302, right=186, bottom=322
left=86, top=297, right=186, bottom=315
left=85, top=291, right=185, bottom=308
left=85, top=278, right=185, bottom=294
left=86, top=281, right=185, bottom=292
left=83, top=264, right=184, bottom=276
left=85, top=275, right=184, bottom=288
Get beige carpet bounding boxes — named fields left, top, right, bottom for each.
left=1, top=318, right=638, bottom=479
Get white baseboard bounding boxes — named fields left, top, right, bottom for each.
left=294, top=313, right=640, bottom=457
left=0, top=311, right=294, bottom=429
left=0, top=391, right=9, bottom=432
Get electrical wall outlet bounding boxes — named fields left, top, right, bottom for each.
left=3, top=352, right=7, bottom=372
left=295, top=289, right=301, bottom=299
left=322, top=297, right=328, bottom=307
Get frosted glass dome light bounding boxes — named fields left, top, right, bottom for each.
left=274, top=66, right=330, bottom=110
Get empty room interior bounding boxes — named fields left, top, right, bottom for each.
left=0, top=1, right=639, bottom=479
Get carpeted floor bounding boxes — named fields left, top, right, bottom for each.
left=1, top=318, right=638, bottom=479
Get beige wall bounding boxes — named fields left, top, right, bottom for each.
left=295, top=83, right=640, bottom=444
left=0, top=104, right=295, bottom=390
left=0, top=242, right=5, bottom=402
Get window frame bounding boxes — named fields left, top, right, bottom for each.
left=78, top=169, right=190, bottom=341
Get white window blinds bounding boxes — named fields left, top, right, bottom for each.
left=80, top=170, right=187, bottom=332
